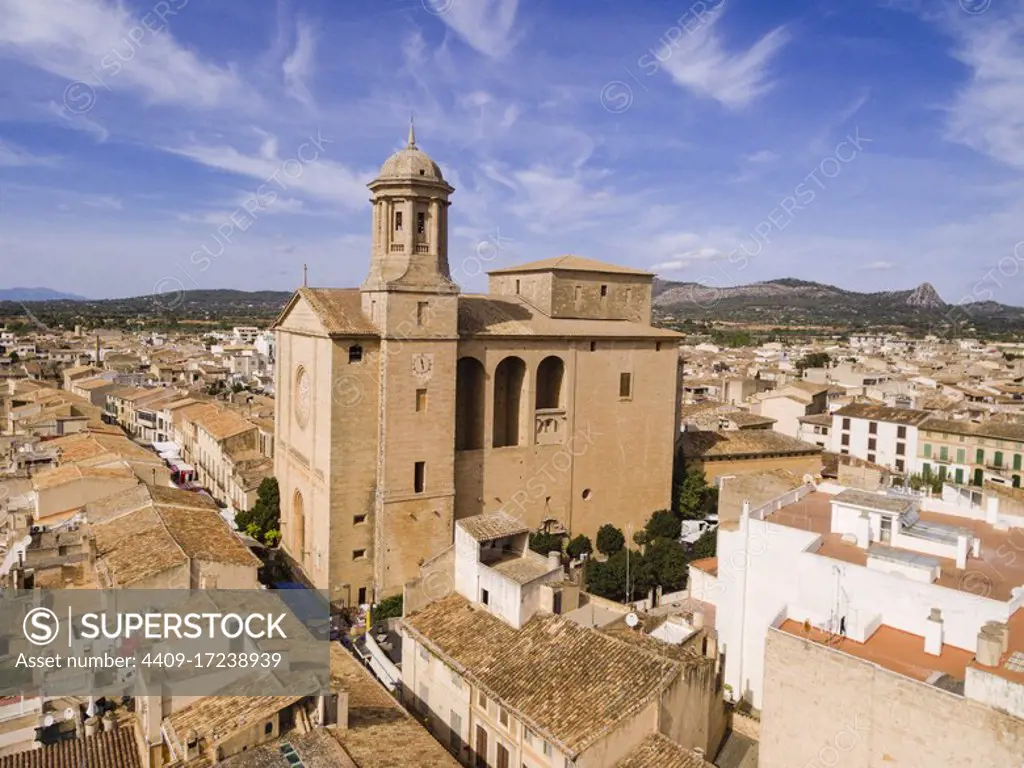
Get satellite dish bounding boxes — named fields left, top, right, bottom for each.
left=64, top=708, right=75, bottom=721
left=625, top=613, right=640, bottom=629
left=43, top=715, right=54, bottom=727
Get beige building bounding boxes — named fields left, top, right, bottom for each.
left=678, top=429, right=823, bottom=484
left=272, top=128, right=681, bottom=605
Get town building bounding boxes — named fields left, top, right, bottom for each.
left=919, top=417, right=1024, bottom=487
left=678, top=429, right=822, bottom=484
left=272, top=128, right=682, bottom=605
left=829, top=403, right=931, bottom=475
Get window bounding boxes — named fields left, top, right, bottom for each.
left=976, top=448, right=985, bottom=464
left=574, top=285, right=582, bottom=303
left=478, top=691, right=488, bottom=710
left=349, top=344, right=363, bottom=363
left=1016, top=454, right=1022, bottom=471
left=957, top=448, right=966, bottom=464
left=895, top=459, right=905, bottom=472
left=619, top=372, right=633, bottom=399
left=417, top=211, right=425, bottom=235
left=939, top=446, right=949, bottom=461
left=475, top=726, right=488, bottom=768
left=499, top=707, right=509, bottom=728
left=357, top=587, right=366, bottom=605
left=897, top=426, right=907, bottom=439
left=896, top=442, right=905, bottom=456
left=841, top=433, right=850, bottom=447
left=923, top=443, right=932, bottom=458
left=600, top=284, right=608, bottom=297
left=416, top=389, right=428, bottom=412
left=264, top=722, right=273, bottom=735
left=353, top=514, right=367, bottom=525
left=867, top=453, right=876, bottom=464
left=543, top=741, right=553, bottom=758
left=589, top=341, right=597, bottom=352
left=842, top=418, right=851, bottom=430
left=417, top=301, right=429, bottom=326
left=955, top=468, right=965, bottom=484
left=869, top=422, right=878, bottom=435
left=515, top=279, right=520, bottom=294
left=353, top=549, right=366, bottom=560
left=656, top=342, right=662, bottom=351
left=840, top=448, right=849, bottom=455
left=496, top=743, right=509, bottom=768
left=524, top=728, right=534, bottom=746
left=995, top=451, right=1005, bottom=468
left=868, top=438, right=877, bottom=451
left=450, top=668, right=462, bottom=688
left=414, top=461, right=425, bottom=493
left=394, top=210, right=403, bottom=231
left=481, top=588, right=490, bottom=605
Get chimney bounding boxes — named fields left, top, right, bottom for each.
left=976, top=626, right=1003, bottom=667
left=84, top=716, right=99, bottom=738
left=924, top=608, right=943, bottom=656
left=955, top=534, right=970, bottom=570
left=547, top=551, right=562, bottom=572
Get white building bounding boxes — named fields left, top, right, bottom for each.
left=830, top=403, right=930, bottom=475
left=232, top=326, right=260, bottom=345
left=689, top=479, right=1024, bottom=721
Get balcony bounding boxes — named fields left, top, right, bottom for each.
left=389, top=243, right=404, bottom=253
left=535, top=409, right=566, bottom=445
left=414, top=242, right=429, bottom=253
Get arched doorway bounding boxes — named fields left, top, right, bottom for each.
left=456, top=357, right=486, bottom=450
left=535, top=356, right=565, bottom=410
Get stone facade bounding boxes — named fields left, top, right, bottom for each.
left=273, top=128, right=681, bottom=605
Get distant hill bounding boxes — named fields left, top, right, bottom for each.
left=0, top=288, right=293, bottom=328
left=0, top=287, right=88, bottom=301
left=652, top=278, right=1024, bottom=333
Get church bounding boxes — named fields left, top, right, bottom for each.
left=271, top=126, right=682, bottom=607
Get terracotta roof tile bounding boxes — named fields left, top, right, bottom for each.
left=615, top=734, right=714, bottom=768
left=0, top=726, right=141, bottom=768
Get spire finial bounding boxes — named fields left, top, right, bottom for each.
left=302, top=262, right=308, bottom=288
left=407, top=114, right=416, bottom=148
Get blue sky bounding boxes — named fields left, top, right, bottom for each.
left=0, top=0, right=1022, bottom=303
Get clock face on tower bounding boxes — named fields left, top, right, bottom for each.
left=295, top=366, right=311, bottom=428
left=412, top=353, right=434, bottom=382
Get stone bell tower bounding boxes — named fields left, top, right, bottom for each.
left=361, top=123, right=459, bottom=599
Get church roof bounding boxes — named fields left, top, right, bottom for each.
left=271, top=288, right=380, bottom=337
left=487, top=254, right=654, bottom=277
left=457, top=295, right=680, bottom=339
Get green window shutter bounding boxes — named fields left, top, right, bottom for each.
left=955, top=468, right=964, bottom=484
left=995, top=451, right=1004, bottom=468
left=1015, top=454, right=1022, bottom=471
left=939, top=446, right=948, bottom=461
left=976, top=448, right=985, bottom=464
left=924, top=444, right=932, bottom=458
left=956, top=448, right=966, bottom=464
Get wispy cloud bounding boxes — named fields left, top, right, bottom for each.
left=427, top=0, right=520, bottom=59
left=946, top=12, right=1024, bottom=168
left=0, top=138, right=57, bottom=167
left=861, top=259, right=895, bottom=271
left=283, top=19, right=316, bottom=108
left=657, top=13, right=790, bottom=109
left=0, top=0, right=244, bottom=108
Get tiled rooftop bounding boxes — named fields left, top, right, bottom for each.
left=403, top=594, right=681, bottom=758
left=680, top=430, right=821, bottom=459
left=329, top=644, right=459, bottom=768
left=834, top=403, right=932, bottom=426
left=458, top=510, right=528, bottom=541
left=614, top=734, right=714, bottom=768
left=0, top=726, right=141, bottom=768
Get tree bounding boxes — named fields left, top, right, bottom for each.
left=586, top=549, right=651, bottom=603
left=644, top=509, right=682, bottom=542
left=8, top=352, right=18, bottom=364
left=596, top=524, right=625, bottom=557
left=371, top=595, right=403, bottom=623
left=566, top=534, right=593, bottom=560
left=675, top=468, right=712, bottom=520
left=689, top=528, right=717, bottom=560
left=529, top=531, right=563, bottom=557
left=234, top=477, right=280, bottom=543
left=796, top=352, right=831, bottom=371
left=645, top=539, right=688, bottom=592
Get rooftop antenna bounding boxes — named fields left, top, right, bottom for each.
left=302, top=263, right=308, bottom=288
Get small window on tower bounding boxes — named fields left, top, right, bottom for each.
left=600, top=284, right=608, bottom=297
left=619, top=372, right=633, bottom=399
left=349, top=345, right=363, bottom=363
left=417, top=301, right=429, bottom=326
left=416, top=389, right=427, bottom=412
left=515, top=279, right=521, bottom=294
left=417, top=212, right=425, bottom=235
left=414, top=461, right=425, bottom=493
left=394, top=211, right=403, bottom=232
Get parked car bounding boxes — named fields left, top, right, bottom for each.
left=680, top=514, right=718, bottom=545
